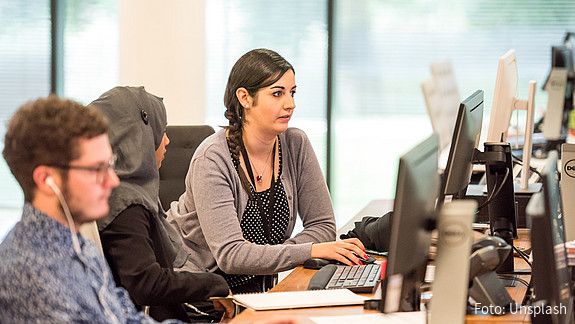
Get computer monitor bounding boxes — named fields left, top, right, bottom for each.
left=542, top=45, right=575, bottom=142
left=421, top=60, right=461, bottom=150
left=487, top=50, right=519, bottom=143
left=526, top=150, right=574, bottom=324
left=551, top=45, right=574, bottom=103
left=440, top=87, right=519, bottom=274
left=438, top=90, right=484, bottom=205
left=381, top=134, right=439, bottom=313
left=486, top=49, right=537, bottom=192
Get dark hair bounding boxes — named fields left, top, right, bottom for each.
left=224, top=48, right=294, bottom=162
left=3, top=95, right=108, bottom=202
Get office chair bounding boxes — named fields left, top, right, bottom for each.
left=159, top=125, right=215, bottom=210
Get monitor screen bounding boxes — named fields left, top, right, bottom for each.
left=527, top=150, right=574, bottom=324
left=552, top=45, right=574, bottom=72
left=485, top=50, right=536, bottom=192
left=487, top=50, right=518, bottom=143
left=552, top=45, right=574, bottom=108
left=439, top=90, right=484, bottom=204
left=382, top=134, right=439, bottom=313
left=541, top=45, right=575, bottom=142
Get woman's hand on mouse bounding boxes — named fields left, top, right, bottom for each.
left=310, top=238, right=367, bottom=266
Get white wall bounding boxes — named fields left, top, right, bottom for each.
left=119, top=0, right=205, bottom=125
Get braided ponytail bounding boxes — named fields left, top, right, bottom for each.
left=224, top=105, right=243, bottom=162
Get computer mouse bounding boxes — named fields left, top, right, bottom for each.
left=362, top=255, right=377, bottom=264
left=354, top=253, right=376, bottom=264
left=303, top=258, right=334, bottom=270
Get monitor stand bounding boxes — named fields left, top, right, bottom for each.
left=465, top=184, right=533, bottom=229
left=380, top=266, right=425, bottom=313
left=468, top=272, right=514, bottom=313
left=482, top=143, right=532, bottom=284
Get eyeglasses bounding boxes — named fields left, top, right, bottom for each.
left=49, top=155, right=117, bottom=184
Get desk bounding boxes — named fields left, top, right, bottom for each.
left=231, top=261, right=530, bottom=323
left=231, top=201, right=531, bottom=324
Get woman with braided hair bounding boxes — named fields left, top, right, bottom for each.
left=167, top=48, right=366, bottom=293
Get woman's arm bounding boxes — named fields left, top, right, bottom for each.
left=281, top=129, right=367, bottom=265
left=100, top=205, right=229, bottom=306
left=284, top=129, right=336, bottom=244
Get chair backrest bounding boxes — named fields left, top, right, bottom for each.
left=159, top=125, right=215, bottom=210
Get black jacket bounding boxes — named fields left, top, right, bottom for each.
left=100, top=204, right=229, bottom=321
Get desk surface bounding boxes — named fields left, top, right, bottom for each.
left=231, top=262, right=530, bottom=324
left=231, top=200, right=531, bottom=324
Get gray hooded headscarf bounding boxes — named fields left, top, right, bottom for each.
left=91, top=86, right=187, bottom=267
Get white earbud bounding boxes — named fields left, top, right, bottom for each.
left=45, top=176, right=58, bottom=192
left=44, top=174, right=118, bottom=322
left=45, top=175, right=81, bottom=254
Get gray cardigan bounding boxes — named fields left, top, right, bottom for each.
left=166, top=128, right=336, bottom=275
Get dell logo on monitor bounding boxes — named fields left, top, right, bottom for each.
left=550, top=79, right=566, bottom=89
left=564, top=159, right=575, bottom=178
left=440, top=222, right=467, bottom=246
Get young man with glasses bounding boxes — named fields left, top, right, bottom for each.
left=0, top=96, right=160, bottom=322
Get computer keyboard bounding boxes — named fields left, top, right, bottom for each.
left=307, top=263, right=381, bottom=293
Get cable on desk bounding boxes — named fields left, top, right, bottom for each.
left=476, top=168, right=510, bottom=212
left=497, top=274, right=530, bottom=288
left=512, top=245, right=532, bottom=268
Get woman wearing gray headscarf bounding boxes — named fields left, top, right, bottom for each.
left=91, top=86, right=231, bottom=322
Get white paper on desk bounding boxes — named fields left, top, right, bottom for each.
left=310, top=311, right=427, bottom=324
left=232, top=289, right=368, bottom=311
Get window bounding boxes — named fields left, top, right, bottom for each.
left=204, top=0, right=328, bottom=171
left=0, top=0, right=50, bottom=240
left=62, top=0, right=118, bottom=104
left=331, top=0, right=575, bottom=224
left=3, top=0, right=575, bottom=240
left=0, top=0, right=118, bottom=241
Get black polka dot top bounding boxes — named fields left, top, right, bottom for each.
left=225, top=137, right=291, bottom=290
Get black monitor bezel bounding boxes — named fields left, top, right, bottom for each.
left=528, top=151, right=573, bottom=323
left=439, top=90, right=484, bottom=204
left=381, top=134, right=439, bottom=313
